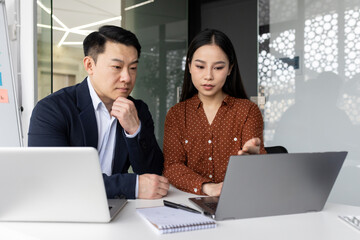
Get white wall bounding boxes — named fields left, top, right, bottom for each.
left=20, top=0, right=36, bottom=146
left=6, top=0, right=36, bottom=146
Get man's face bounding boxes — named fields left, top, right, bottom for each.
left=84, top=41, right=138, bottom=107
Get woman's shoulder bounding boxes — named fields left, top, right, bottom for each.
left=168, top=101, right=186, bottom=114
left=229, top=96, right=258, bottom=109
left=168, top=96, right=198, bottom=114
left=165, top=102, right=185, bottom=123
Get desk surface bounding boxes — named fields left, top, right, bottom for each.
left=1, top=186, right=360, bottom=240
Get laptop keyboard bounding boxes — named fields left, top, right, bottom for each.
left=204, top=202, right=218, bottom=211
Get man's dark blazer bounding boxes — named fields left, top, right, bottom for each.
left=28, top=78, right=164, bottom=199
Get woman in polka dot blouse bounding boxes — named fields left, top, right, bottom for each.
left=163, top=29, right=267, bottom=196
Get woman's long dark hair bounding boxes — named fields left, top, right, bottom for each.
left=180, top=29, right=248, bottom=102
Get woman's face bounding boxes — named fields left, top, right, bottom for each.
left=189, top=44, right=232, bottom=100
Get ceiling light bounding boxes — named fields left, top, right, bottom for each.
left=57, top=31, right=69, bottom=47
left=61, top=42, right=83, bottom=45
left=37, top=24, right=91, bottom=35
left=37, top=1, right=121, bottom=47
left=73, top=16, right=122, bottom=30
left=37, top=0, right=155, bottom=47
left=125, top=0, right=154, bottom=11
left=37, top=0, right=50, bottom=14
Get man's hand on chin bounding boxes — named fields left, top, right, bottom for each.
left=111, top=97, right=140, bottom=134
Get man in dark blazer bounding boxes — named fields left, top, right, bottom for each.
left=28, top=25, right=169, bottom=199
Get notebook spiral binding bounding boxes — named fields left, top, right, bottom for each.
left=158, top=221, right=216, bottom=234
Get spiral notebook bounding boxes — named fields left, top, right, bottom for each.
left=137, top=206, right=216, bottom=234
left=339, top=215, right=360, bottom=231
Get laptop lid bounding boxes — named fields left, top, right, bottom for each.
left=0, top=147, right=127, bottom=223
left=190, top=151, right=347, bottom=221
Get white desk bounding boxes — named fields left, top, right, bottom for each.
left=1, top=186, right=360, bottom=240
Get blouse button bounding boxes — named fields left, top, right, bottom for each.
left=209, top=175, right=213, bottom=178
left=194, top=188, right=198, bottom=193
left=234, top=137, right=238, bottom=141
left=185, top=140, right=188, bottom=144
left=208, top=157, right=212, bottom=161
left=208, top=140, right=212, bottom=144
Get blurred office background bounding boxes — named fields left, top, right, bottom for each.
left=4, top=0, right=360, bottom=206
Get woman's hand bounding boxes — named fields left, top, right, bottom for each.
left=237, top=137, right=261, bottom=155
left=202, top=182, right=223, bottom=196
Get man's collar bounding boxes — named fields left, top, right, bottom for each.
left=87, top=77, right=103, bottom=111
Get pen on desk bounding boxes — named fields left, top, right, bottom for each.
left=163, top=200, right=202, bottom=214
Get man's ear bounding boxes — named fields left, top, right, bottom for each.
left=83, top=56, right=95, bottom=75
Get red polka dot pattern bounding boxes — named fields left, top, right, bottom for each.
left=163, top=94, right=266, bottom=195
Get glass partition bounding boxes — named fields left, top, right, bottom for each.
left=259, top=0, right=360, bottom=206
left=122, top=0, right=187, bottom=145
left=37, top=0, right=52, bottom=100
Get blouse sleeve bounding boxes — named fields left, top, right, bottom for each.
left=241, top=102, right=267, bottom=154
left=163, top=106, right=210, bottom=195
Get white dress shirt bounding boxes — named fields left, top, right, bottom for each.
left=87, top=77, right=141, bottom=197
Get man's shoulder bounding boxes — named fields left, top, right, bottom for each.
left=35, top=82, right=85, bottom=113
left=38, top=84, right=77, bottom=105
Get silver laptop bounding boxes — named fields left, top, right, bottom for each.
left=189, top=151, right=347, bottom=221
left=0, top=147, right=127, bottom=222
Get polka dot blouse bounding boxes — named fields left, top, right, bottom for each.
left=163, top=94, right=266, bottom=195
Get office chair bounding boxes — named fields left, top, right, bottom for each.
left=265, top=146, right=288, bottom=154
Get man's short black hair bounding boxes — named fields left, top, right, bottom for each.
left=83, top=25, right=141, bottom=63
